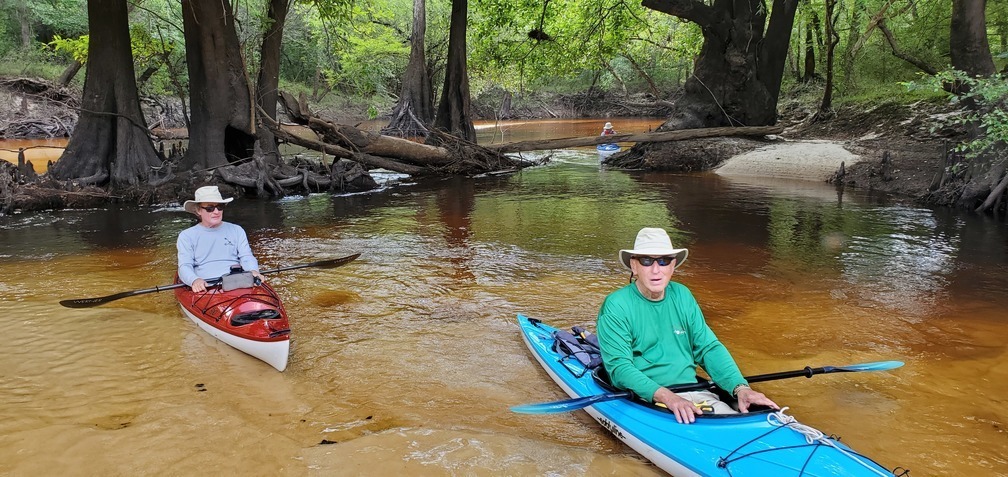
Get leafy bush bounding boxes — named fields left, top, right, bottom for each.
left=909, top=70, right=1008, bottom=159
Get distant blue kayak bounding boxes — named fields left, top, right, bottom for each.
left=516, top=314, right=899, bottom=476
left=596, top=143, right=620, bottom=153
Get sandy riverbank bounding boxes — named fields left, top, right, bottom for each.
left=715, top=140, right=859, bottom=182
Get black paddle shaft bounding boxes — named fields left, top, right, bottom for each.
left=668, top=366, right=825, bottom=393
left=259, top=254, right=361, bottom=274
left=58, top=253, right=361, bottom=308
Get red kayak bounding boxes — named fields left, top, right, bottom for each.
left=173, top=277, right=291, bottom=371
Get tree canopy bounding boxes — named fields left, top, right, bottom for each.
left=0, top=0, right=1004, bottom=209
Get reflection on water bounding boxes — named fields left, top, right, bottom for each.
left=0, top=138, right=67, bottom=173
left=1, top=135, right=1007, bottom=475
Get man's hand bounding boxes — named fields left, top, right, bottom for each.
left=653, top=387, right=702, bottom=424
left=191, top=278, right=208, bottom=293
left=735, top=386, right=780, bottom=412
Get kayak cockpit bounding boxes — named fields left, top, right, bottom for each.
left=549, top=319, right=771, bottom=416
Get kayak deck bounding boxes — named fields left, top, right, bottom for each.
left=174, top=279, right=291, bottom=371
left=517, top=314, right=897, bottom=476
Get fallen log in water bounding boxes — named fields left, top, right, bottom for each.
left=485, top=125, right=783, bottom=153
left=272, top=91, right=536, bottom=176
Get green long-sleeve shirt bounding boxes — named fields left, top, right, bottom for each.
left=596, top=281, right=747, bottom=402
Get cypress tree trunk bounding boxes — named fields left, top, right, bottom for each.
left=385, top=0, right=435, bottom=136
left=255, top=0, right=290, bottom=164
left=433, top=0, right=476, bottom=142
left=181, top=0, right=257, bottom=170
left=50, top=0, right=161, bottom=187
left=643, top=0, right=799, bottom=129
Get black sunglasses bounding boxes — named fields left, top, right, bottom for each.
left=634, top=256, right=676, bottom=267
left=200, top=204, right=226, bottom=212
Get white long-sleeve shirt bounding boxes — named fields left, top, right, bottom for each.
left=176, top=221, right=259, bottom=286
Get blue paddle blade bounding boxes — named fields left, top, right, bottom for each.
left=834, top=360, right=905, bottom=372
left=510, top=392, right=629, bottom=414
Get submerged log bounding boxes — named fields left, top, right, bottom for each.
left=486, top=125, right=784, bottom=153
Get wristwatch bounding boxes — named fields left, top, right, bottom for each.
left=732, top=384, right=750, bottom=397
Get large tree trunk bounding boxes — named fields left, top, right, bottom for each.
left=15, top=0, right=31, bottom=50
left=802, top=15, right=817, bottom=83
left=817, top=0, right=839, bottom=115
left=840, top=0, right=865, bottom=89
left=181, top=0, right=257, bottom=170
left=948, top=0, right=1001, bottom=212
left=49, top=0, right=162, bottom=187
left=433, top=0, right=476, bottom=142
left=950, top=0, right=996, bottom=79
left=642, top=0, right=799, bottom=129
left=255, top=0, right=290, bottom=164
left=385, top=0, right=434, bottom=137
left=947, top=0, right=995, bottom=118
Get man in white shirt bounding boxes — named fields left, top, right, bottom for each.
left=177, top=186, right=262, bottom=293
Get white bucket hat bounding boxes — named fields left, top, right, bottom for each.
left=183, top=185, right=234, bottom=215
left=604, top=122, right=613, bottom=129
left=619, top=227, right=688, bottom=270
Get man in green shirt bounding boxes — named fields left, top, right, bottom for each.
left=597, top=227, right=779, bottom=424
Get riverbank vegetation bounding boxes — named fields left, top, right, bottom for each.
left=0, top=0, right=1004, bottom=215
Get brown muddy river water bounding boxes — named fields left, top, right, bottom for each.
left=1, top=118, right=1007, bottom=475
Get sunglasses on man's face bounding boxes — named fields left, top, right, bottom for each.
left=200, top=204, right=226, bottom=212
left=634, top=256, right=676, bottom=267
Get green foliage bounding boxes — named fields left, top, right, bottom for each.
left=47, top=34, right=87, bottom=62
left=0, top=46, right=64, bottom=78
left=789, top=0, right=954, bottom=99
left=126, top=1, right=187, bottom=97
left=0, top=0, right=85, bottom=56
left=281, top=0, right=408, bottom=101
left=28, top=0, right=88, bottom=40
left=469, top=0, right=700, bottom=95
left=908, top=70, right=1008, bottom=159
left=0, top=10, right=17, bottom=55
left=836, top=80, right=944, bottom=105
left=1, top=0, right=997, bottom=121
left=328, top=34, right=407, bottom=97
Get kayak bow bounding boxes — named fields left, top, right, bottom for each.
left=175, top=278, right=291, bottom=371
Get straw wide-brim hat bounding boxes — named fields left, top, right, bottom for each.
left=183, top=185, right=233, bottom=215
left=618, top=227, right=688, bottom=270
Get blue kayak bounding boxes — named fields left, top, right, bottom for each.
left=517, top=314, right=899, bottom=476
left=597, top=143, right=620, bottom=152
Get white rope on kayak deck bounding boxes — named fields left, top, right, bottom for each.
left=768, top=407, right=893, bottom=477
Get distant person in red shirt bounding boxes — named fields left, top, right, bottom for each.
left=601, top=122, right=616, bottom=136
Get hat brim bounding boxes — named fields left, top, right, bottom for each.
left=619, top=248, right=688, bottom=270
left=183, top=197, right=234, bottom=215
